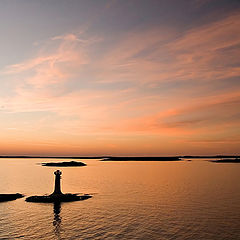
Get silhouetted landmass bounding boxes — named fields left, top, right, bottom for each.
left=0, top=193, right=24, bottom=202
left=26, top=194, right=92, bottom=203
left=101, top=156, right=181, bottom=161
left=0, top=155, right=239, bottom=160
left=180, top=155, right=240, bottom=159
left=42, top=161, right=86, bottom=167
left=209, top=158, right=240, bottom=163
left=0, top=156, right=103, bottom=159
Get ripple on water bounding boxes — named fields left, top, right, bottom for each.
left=0, top=159, right=240, bottom=239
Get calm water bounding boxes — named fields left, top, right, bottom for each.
left=0, top=158, right=239, bottom=240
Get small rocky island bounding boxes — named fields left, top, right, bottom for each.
left=41, top=161, right=86, bottom=167
left=26, top=170, right=91, bottom=202
left=0, top=193, right=24, bottom=202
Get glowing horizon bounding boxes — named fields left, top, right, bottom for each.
left=0, top=0, right=240, bottom=156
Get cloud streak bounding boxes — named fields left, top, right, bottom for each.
left=1, top=10, right=240, bottom=155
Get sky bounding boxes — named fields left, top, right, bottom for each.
left=0, top=0, right=240, bottom=156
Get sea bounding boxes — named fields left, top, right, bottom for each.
left=0, top=158, right=239, bottom=240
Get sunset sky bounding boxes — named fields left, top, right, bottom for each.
left=0, top=0, right=240, bottom=156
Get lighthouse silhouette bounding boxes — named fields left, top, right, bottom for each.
left=25, top=169, right=92, bottom=202
left=53, top=170, right=62, bottom=195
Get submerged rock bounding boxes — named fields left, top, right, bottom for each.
left=42, top=161, right=86, bottom=167
left=0, top=193, right=24, bottom=202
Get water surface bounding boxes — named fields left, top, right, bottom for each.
left=0, top=158, right=239, bottom=239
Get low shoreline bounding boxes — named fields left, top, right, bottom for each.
left=209, top=158, right=240, bottom=163
left=101, top=157, right=181, bottom=161
left=0, top=155, right=239, bottom=158
left=0, top=155, right=239, bottom=161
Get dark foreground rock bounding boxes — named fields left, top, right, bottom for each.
left=26, top=193, right=92, bottom=203
left=0, top=193, right=24, bottom=202
left=210, top=158, right=240, bottom=163
left=42, top=161, right=86, bottom=167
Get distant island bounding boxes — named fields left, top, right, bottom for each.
left=209, top=158, right=240, bottom=163
left=42, top=161, right=86, bottom=167
left=0, top=156, right=102, bottom=159
left=101, top=156, right=181, bottom=161
left=180, top=155, right=240, bottom=159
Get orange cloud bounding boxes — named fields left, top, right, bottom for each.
left=0, top=13, right=240, bottom=155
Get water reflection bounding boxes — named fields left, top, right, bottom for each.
left=53, top=202, right=61, bottom=238
left=0, top=159, right=240, bottom=239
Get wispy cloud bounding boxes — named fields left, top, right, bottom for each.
left=1, top=10, right=240, bottom=155
left=3, top=33, right=89, bottom=89
left=97, top=12, right=240, bottom=86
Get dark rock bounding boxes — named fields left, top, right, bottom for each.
left=0, top=193, right=24, bottom=202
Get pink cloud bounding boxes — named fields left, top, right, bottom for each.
left=0, top=13, right=240, bottom=155
left=95, top=13, right=240, bottom=86
left=3, top=33, right=88, bottom=88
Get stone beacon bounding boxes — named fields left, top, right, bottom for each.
left=53, top=170, right=62, bottom=195
left=25, top=169, right=92, bottom=203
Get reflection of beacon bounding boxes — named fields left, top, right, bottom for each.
left=53, top=170, right=62, bottom=195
